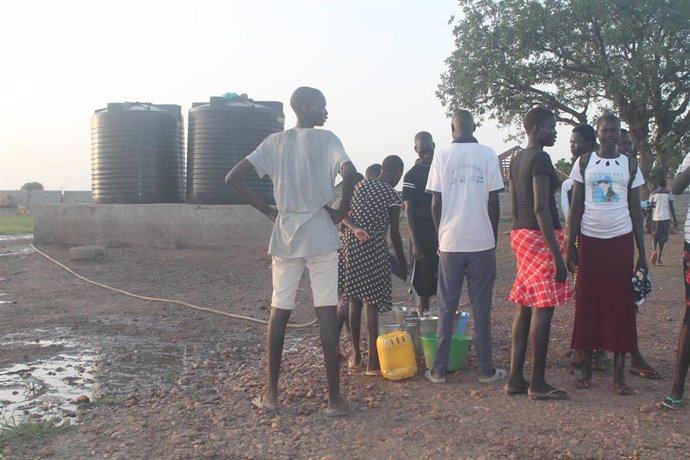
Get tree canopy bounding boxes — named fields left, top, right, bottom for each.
left=553, top=158, right=573, bottom=177
left=20, top=182, right=44, bottom=192
left=438, top=0, right=690, bottom=179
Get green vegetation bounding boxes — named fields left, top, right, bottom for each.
left=438, top=0, right=690, bottom=178
left=162, top=369, right=178, bottom=384
left=554, top=158, right=573, bottom=176
left=20, top=182, right=44, bottom=192
left=0, top=215, right=33, bottom=235
left=0, top=413, right=67, bottom=450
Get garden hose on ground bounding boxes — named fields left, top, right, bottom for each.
left=31, top=245, right=318, bottom=329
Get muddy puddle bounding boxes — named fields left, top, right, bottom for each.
left=0, top=333, right=96, bottom=426
left=0, top=324, right=255, bottom=427
left=0, top=234, right=34, bottom=258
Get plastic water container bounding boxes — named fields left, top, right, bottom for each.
left=456, top=311, right=470, bottom=336
left=420, top=334, right=472, bottom=372
left=376, top=331, right=417, bottom=380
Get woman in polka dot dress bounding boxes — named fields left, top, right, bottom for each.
left=339, top=155, right=407, bottom=375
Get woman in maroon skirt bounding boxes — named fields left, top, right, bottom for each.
left=566, top=113, right=647, bottom=395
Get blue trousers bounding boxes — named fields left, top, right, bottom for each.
left=432, top=249, right=496, bottom=376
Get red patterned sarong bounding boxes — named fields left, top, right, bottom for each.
left=509, top=229, right=572, bottom=307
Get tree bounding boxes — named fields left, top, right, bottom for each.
left=20, top=182, right=44, bottom=192
left=554, top=158, right=573, bottom=177
left=438, top=0, right=690, bottom=182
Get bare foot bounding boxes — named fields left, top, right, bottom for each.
left=251, top=395, right=277, bottom=412
left=348, top=355, right=362, bottom=369
left=326, top=394, right=350, bottom=417
left=505, top=376, right=529, bottom=395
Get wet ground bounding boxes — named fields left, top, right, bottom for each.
left=0, top=235, right=33, bottom=258
left=0, top=332, right=96, bottom=426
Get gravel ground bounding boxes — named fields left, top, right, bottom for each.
left=1, top=224, right=689, bottom=459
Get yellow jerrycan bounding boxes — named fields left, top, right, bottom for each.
left=376, top=330, right=417, bottom=380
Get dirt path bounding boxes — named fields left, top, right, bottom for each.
left=1, top=225, right=689, bottom=459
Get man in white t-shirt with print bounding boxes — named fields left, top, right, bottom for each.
left=424, top=109, right=506, bottom=384
left=226, top=87, right=356, bottom=416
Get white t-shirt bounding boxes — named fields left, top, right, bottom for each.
left=425, top=142, right=504, bottom=252
left=560, top=177, right=574, bottom=223
left=570, top=153, right=645, bottom=239
left=649, top=190, right=673, bottom=221
left=675, top=152, right=690, bottom=243
left=247, top=128, right=350, bottom=258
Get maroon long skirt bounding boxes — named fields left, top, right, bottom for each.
left=571, top=232, right=638, bottom=353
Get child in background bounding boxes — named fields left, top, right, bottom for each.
left=649, top=176, right=677, bottom=266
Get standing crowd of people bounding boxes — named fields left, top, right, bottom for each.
left=226, top=86, right=690, bottom=415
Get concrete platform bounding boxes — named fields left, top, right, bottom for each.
left=34, top=204, right=274, bottom=249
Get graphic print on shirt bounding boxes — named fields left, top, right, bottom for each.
left=591, top=175, right=620, bottom=203
left=449, top=164, right=485, bottom=186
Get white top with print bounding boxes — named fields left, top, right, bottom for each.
left=426, top=142, right=504, bottom=252
left=570, top=153, right=645, bottom=239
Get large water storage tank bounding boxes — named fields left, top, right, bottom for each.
left=91, top=102, right=185, bottom=204
left=187, top=96, right=284, bottom=204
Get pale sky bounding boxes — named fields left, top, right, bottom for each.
left=1, top=0, right=572, bottom=191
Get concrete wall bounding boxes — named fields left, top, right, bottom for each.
left=34, top=204, right=273, bottom=248
left=31, top=191, right=690, bottom=250
left=0, top=191, right=92, bottom=209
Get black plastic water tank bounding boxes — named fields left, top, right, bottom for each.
left=91, top=102, right=185, bottom=204
left=187, top=96, right=284, bottom=204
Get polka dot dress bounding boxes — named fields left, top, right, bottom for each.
left=339, top=179, right=402, bottom=312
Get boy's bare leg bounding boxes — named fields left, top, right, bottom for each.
left=262, top=307, right=292, bottom=409
left=315, top=305, right=348, bottom=411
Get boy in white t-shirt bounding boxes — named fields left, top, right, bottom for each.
left=226, top=87, right=357, bottom=416
left=649, top=176, right=677, bottom=266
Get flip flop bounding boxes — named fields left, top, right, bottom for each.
left=478, top=367, right=507, bottom=383
left=529, top=388, right=569, bottom=401
left=575, top=378, right=592, bottom=389
left=325, top=398, right=352, bottom=417
left=364, top=369, right=382, bottom=377
left=251, top=396, right=277, bottom=413
left=424, top=370, right=446, bottom=384
left=650, top=251, right=658, bottom=264
left=504, top=384, right=529, bottom=396
left=613, top=383, right=633, bottom=396
left=661, top=396, right=683, bottom=410
left=630, top=367, right=661, bottom=379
